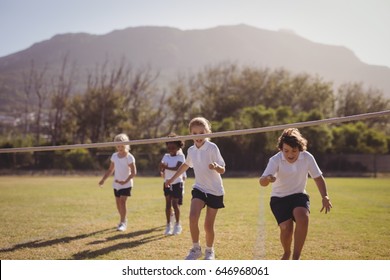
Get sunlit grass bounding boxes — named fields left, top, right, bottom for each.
left=0, top=176, right=389, bottom=260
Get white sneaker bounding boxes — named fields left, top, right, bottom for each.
left=164, top=223, right=173, bottom=235
left=173, top=223, right=182, bottom=235
left=204, top=248, right=215, bottom=260
left=185, top=246, right=202, bottom=260
left=117, top=222, right=127, bottom=231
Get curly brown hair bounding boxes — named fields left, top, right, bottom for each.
left=277, top=128, right=308, bottom=151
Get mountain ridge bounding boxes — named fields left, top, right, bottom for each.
left=0, top=24, right=389, bottom=112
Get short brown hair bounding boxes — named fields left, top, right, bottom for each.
left=277, top=128, right=307, bottom=151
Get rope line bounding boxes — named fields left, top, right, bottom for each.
left=1, top=110, right=389, bottom=154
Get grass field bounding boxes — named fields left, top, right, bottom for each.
left=0, top=176, right=389, bottom=260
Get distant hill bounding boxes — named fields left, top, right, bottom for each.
left=1, top=24, right=389, bottom=112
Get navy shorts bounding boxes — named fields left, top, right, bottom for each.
left=270, top=193, right=310, bottom=225
left=114, top=187, right=132, bottom=197
left=192, top=188, right=225, bottom=209
left=163, top=182, right=183, bottom=200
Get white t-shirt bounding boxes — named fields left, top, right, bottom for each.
left=261, top=151, right=322, bottom=197
left=111, top=152, right=135, bottom=190
left=162, top=153, right=186, bottom=184
left=185, top=141, right=225, bottom=196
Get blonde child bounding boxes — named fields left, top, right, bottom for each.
left=99, top=133, right=137, bottom=231
left=165, top=117, right=226, bottom=260
left=259, top=128, right=332, bottom=259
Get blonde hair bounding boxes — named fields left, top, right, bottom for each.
left=188, top=117, right=212, bottom=141
left=114, top=133, right=130, bottom=151
left=277, top=128, right=308, bottom=151
left=188, top=117, right=212, bottom=133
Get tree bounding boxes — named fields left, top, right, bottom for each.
left=49, top=54, right=75, bottom=145
left=22, top=60, right=49, bottom=146
left=214, top=105, right=280, bottom=171
left=69, top=86, right=126, bottom=144
left=331, top=122, right=388, bottom=154
left=194, top=63, right=243, bottom=121
left=120, top=66, right=166, bottom=140
left=31, top=62, right=48, bottom=146
left=336, top=83, right=389, bottom=114
left=22, top=62, right=34, bottom=135
left=165, top=76, right=199, bottom=135
left=298, top=110, right=333, bottom=155
left=290, top=74, right=334, bottom=117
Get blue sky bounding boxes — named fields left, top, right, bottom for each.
left=1, top=0, right=389, bottom=67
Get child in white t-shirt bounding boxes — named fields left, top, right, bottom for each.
left=160, top=134, right=186, bottom=235
left=99, top=133, right=137, bottom=232
left=165, top=117, right=226, bottom=260
left=259, top=128, right=332, bottom=260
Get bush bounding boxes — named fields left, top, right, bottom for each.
left=66, top=149, right=97, bottom=170
left=52, top=149, right=97, bottom=170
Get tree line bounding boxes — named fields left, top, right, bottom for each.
left=0, top=59, right=389, bottom=172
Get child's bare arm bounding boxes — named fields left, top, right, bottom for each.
left=259, top=175, right=276, bottom=187
left=314, top=175, right=332, bottom=213
left=208, top=162, right=225, bottom=174
left=99, top=162, right=115, bottom=186
left=165, top=163, right=189, bottom=187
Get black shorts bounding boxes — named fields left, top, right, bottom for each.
left=270, top=193, right=310, bottom=225
left=192, top=188, right=225, bottom=209
left=163, top=182, right=183, bottom=201
left=114, top=187, right=132, bottom=197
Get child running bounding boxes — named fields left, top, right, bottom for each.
left=259, top=128, right=332, bottom=260
left=99, top=133, right=137, bottom=231
left=160, top=133, right=186, bottom=235
left=165, top=117, right=226, bottom=260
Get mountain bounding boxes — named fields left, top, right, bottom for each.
left=1, top=24, right=389, bottom=112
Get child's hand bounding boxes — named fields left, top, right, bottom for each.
left=115, top=179, right=126, bottom=185
left=321, top=196, right=332, bottom=214
left=209, top=162, right=218, bottom=170
left=164, top=179, right=172, bottom=188
left=98, top=180, right=104, bottom=187
left=160, top=162, right=168, bottom=170
left=267, top=175, right=276, bottom=183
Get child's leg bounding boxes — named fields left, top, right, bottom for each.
left=165, top=195, right=172, bottom=224
left=189, top=198, right=205, bottom=244
left=279, top=219, right=294, bottom=260
left=204, top=206, right=218, bottom=248
left=118, top=195, right=128, bottom=223
left=172, top=198, right=180, bottom=223
left=115, top=196, right=121, bottom=223
left=292, top=207, right=309, bottom=260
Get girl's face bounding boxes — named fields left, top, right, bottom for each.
left=166, top=142, right=180, bottom=156
left=191, top=125, right=207, bottom=148
left=116, top=144, right=126, bottom=154
left=281, top=143, right=300, bottom=163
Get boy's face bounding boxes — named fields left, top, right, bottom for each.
left=166, top=142, right=179, bottom=156
left=191, top=125, right=207, bottom=148
left=281, top=143, right=300, bottom=163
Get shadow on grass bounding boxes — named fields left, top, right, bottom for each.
left=1, top=226, right=166, bottom=259
left=73, top=226, right=165, bottom=259
left=0, top=228, right=113, bottom=254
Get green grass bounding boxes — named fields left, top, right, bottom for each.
left=0, top=176, right=389, bottom=260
